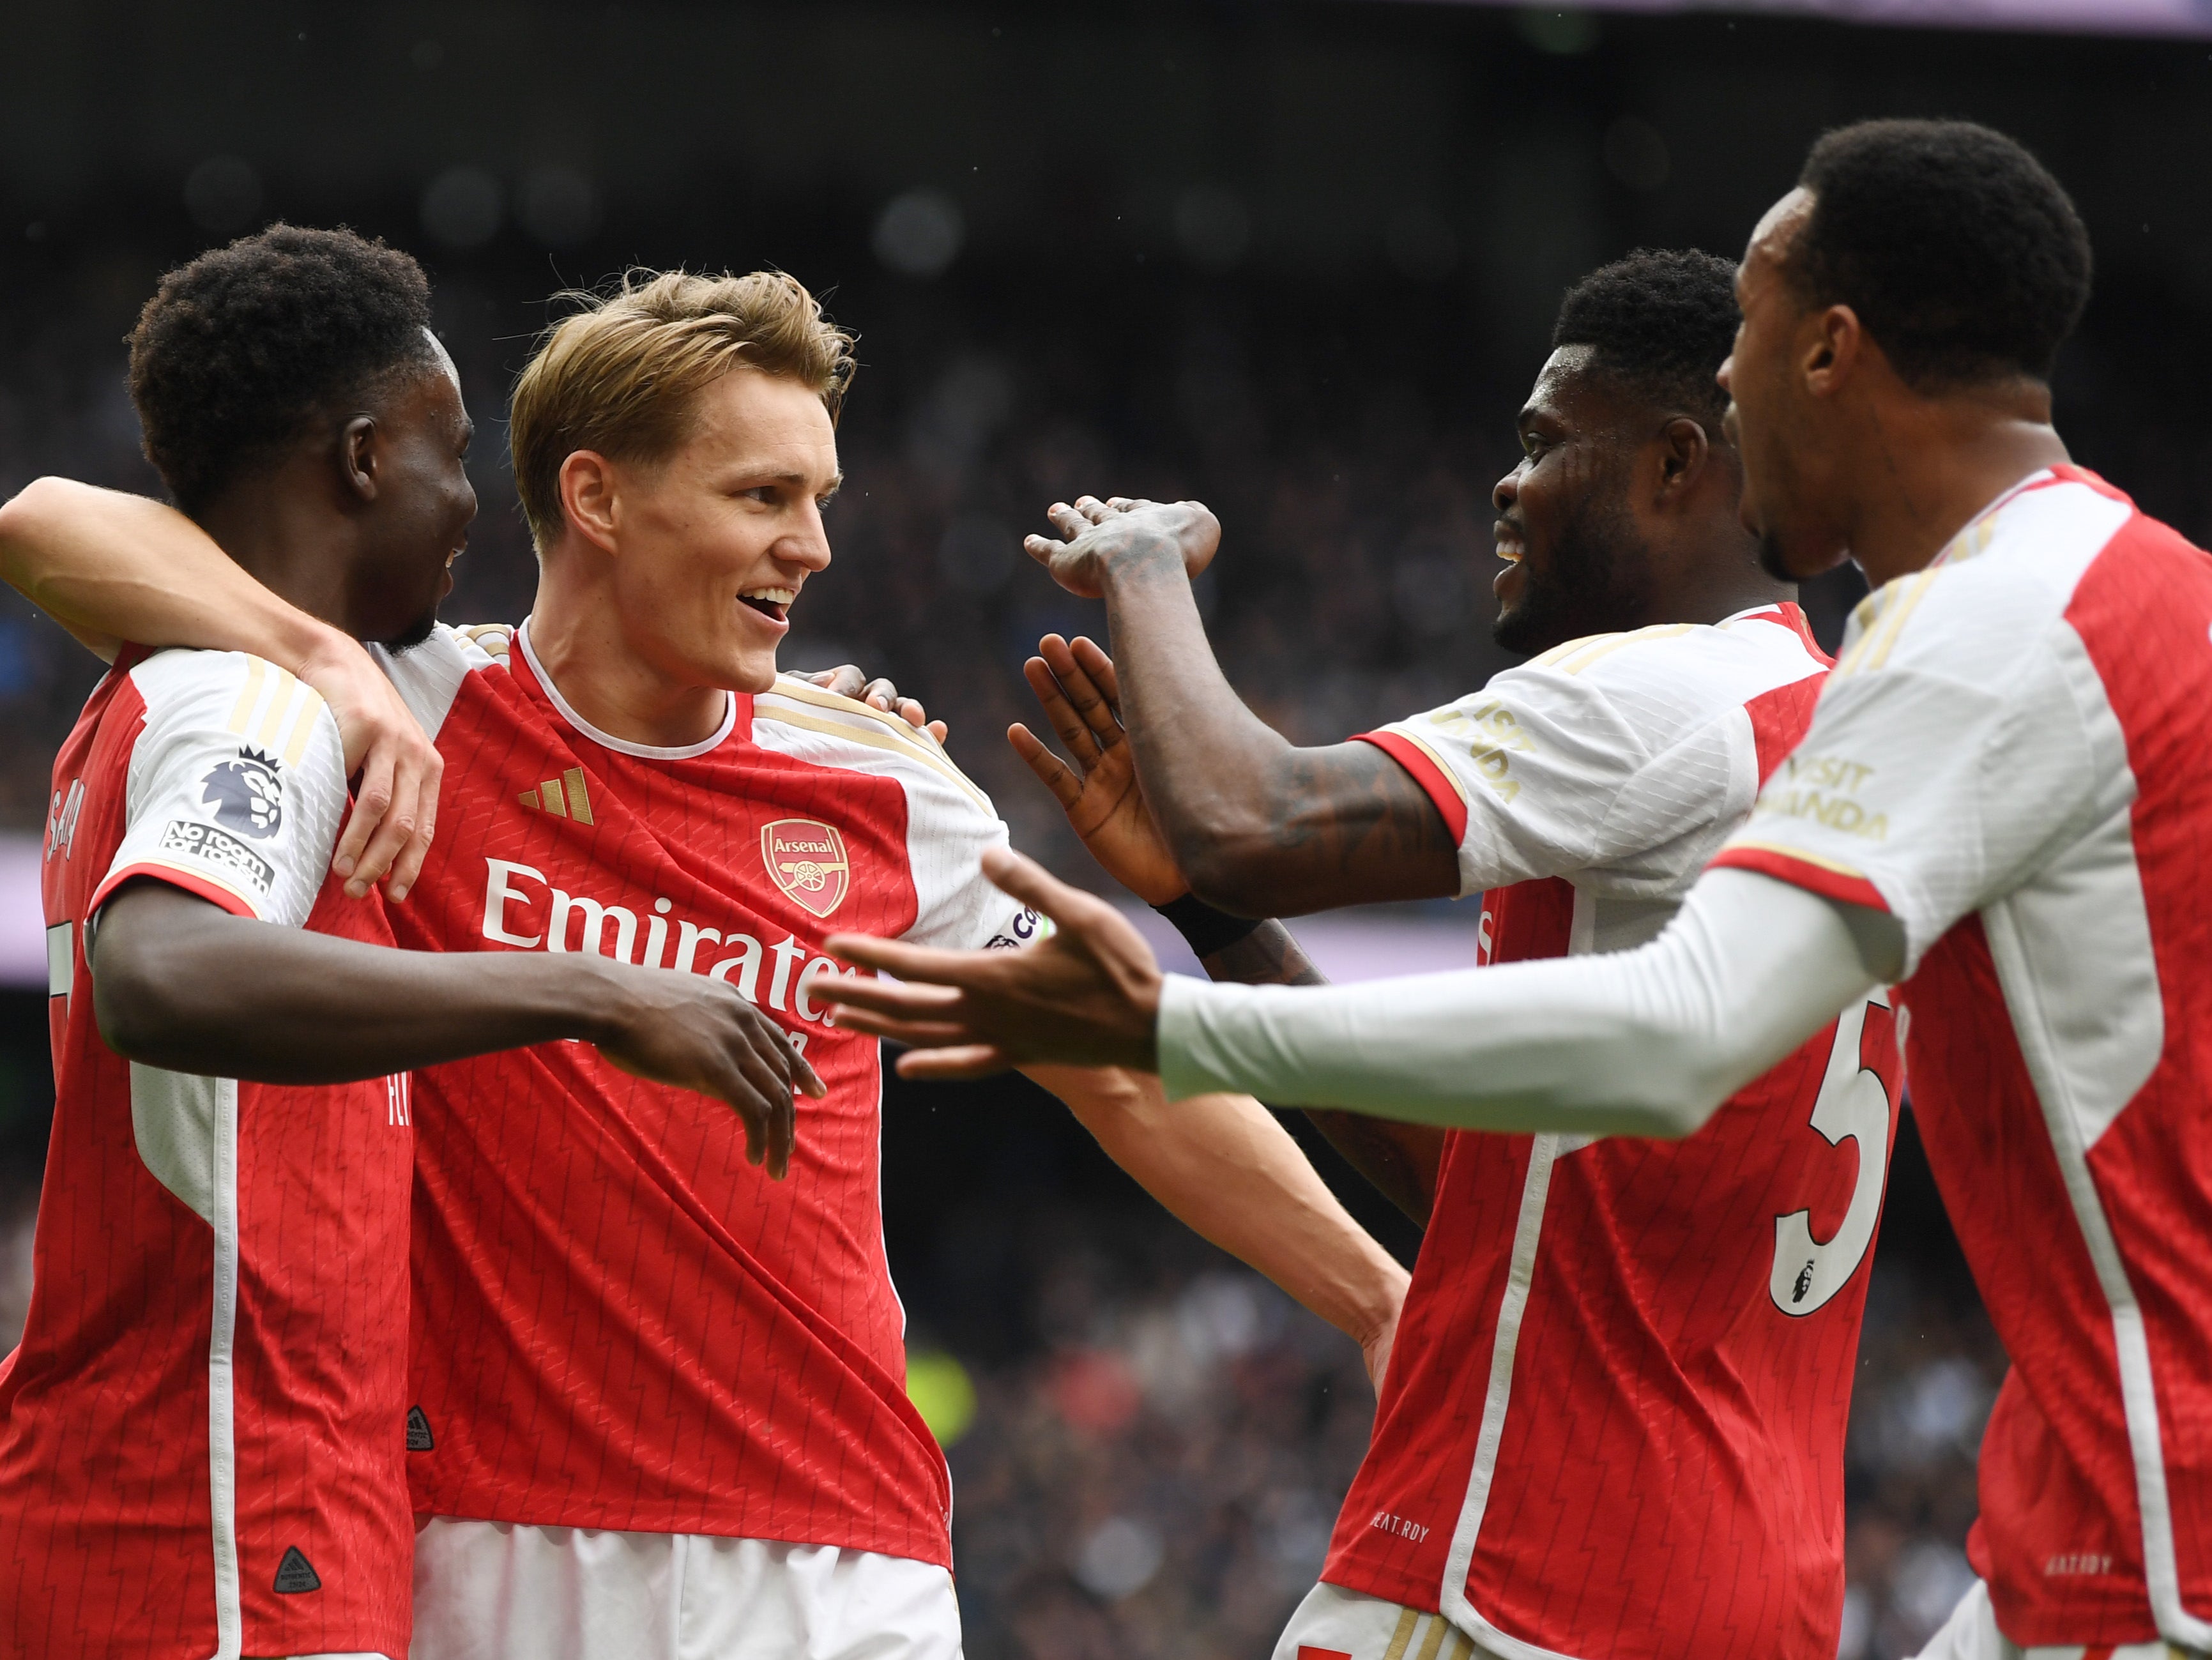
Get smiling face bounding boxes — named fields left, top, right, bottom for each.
left=351, top=337, right=478, bottom=650
left=595, top=367, right=840, bottom=694
left=1719, top=189, right=1853, bottom=582
left=1490, top=346, right=1654, bottom=654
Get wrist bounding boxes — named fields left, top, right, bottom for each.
left=1152, top=892, right=1262, bottom=959
left=540, top=954, right=638, bottom=1048
left=1097, top=533, right=1189, bottom=590
left=287, top=616, right=372, bottom=684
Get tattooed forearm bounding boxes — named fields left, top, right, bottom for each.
left=1198, top=920, right=1325, bottom=989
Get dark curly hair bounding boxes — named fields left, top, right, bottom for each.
left=1552, top=248, right=1739, bottom=426
left=1794, top=119, right=2091, bottom=388
left=127, top=224, right=439, bottom=514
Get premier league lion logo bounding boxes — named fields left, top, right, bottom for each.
left=201, top=747, right=285, bottom=840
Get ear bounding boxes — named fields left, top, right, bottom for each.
left=340, top=415, right=379, bottom=505
left=1801, top=304, right=1865, bottom=399
left=1652, top=416, right=1711, bottom=503
left=556, top=450, right=622, bottom=556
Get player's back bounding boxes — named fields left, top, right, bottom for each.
left=1332, top=605, right=1903, bottom=1660
left=382, top=625, right=1037, bottom=1569
left=1718, top=466, right=2212, bottom=1650
left=0, top=648, right=413, bottom=1660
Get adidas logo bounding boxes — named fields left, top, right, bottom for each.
left=273, top=1545, right=321, bottom=1594
left=406, top=1405, right=436, bottom=1452
left=519, top=766, right=597, bottom=825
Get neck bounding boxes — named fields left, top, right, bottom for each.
left=527, top=545, right=730, bottom=749
left=1841, top=385, right=2071, bottom=588
left=1648, top=537, right=1793, bottom=630
left=194, top=468, right=358, bottom=634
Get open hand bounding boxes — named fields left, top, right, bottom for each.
left=593, top=966, right=827, bottom=1179
left=1023, top=495, right=1221, bottom=600
left=798, top=664, right=949, bottom=745
left=297, top=634, right=445, bottom=904
left=1011, top=634, right=1186, bottom=906
left=820, top=848, right=1164, bottom=1079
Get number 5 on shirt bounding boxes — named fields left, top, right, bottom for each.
left=1771, top=992, right=1901, bottom=1317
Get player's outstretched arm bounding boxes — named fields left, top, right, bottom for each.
left=1021, top=498, right=1458, bottom=917
left=93, top=882, right=823, bottom=1176
left=1025, top=1065, right=1408, bottom=1390
left=1013, top=629, right=1445, bottom=1219
left=0, top=478, right=441, bottom=902
left=825, top=853, right=1890, bottom=1141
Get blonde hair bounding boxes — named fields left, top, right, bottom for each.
left=509, top=268, right=857, bottom=549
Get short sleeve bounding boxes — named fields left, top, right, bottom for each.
left=1712, top=584, right=2114, bottom=975
left=896, top=768, right=1051, bottom=952
left=1357, top=651, right=1750, bottom=900
left=92, top=650, right=351, bottom=929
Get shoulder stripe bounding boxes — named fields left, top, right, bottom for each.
left=220, top=655, right=327, bottom=765
left=1550, top=623, right=1697, bottom=677
left=768, top=678, right=959, bottom=761
left=225, top=657, right=269, bottom=736
left=280, top=685, right=327, bottom=766
left=755, top=696, right=994, bottom=813
left=1836, top=569, right=1939, bottom=680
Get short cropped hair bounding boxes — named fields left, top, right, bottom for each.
left=1793, top=119, right=2092, bottom=388
left=1552, top=248, right=1739, bottom=425
left=128, top=225, right=438, bottom=514
left=509, top=269, right=858, bottom=549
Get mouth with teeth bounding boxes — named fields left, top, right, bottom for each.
left=739, top=586, right=797, bottom=625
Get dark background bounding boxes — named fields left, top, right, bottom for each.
left=0, top=4, right=2204, bottom=1654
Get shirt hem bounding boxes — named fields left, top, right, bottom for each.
left=413, top=1495, right=952, bottom=1572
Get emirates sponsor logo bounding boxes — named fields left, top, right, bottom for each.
left=480, top=858, right=858, bottom=1039
left=762, top=819, right=851, bottom=918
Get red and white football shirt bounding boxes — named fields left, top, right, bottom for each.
left=1712, top=467, right=2212, bottom=1651
left=374, top=622, right=1038, bottom=1569
left=1, top=648, right=413, bottom=1659
left=1335, top=604, right=1905, bottom=1660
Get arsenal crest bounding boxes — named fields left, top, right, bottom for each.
left=761, top=818, right=851, bottom=918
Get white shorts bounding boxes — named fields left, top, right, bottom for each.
left=408, top=1518, right=963, bottom=1660
left=1909, top=1577, right=2201, bottom=1660
left=1272, top=1581, right=1504, bottom=1660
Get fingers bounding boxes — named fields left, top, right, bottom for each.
left=1067, top=636, right=1122, bottom=707
left=820, top=1004, right=978, bottom=1046
left=801, top=664, right=866, bottom=698
left=977, top=845, right=1110, bottom=934
left=927, top=719, right=949, bottom=745
left=384, top=748, right=443, bottom=903
left=895, top=1044, right=1016, bottom=1081
left=1023, top=652, right=1101, bottom=766
left=1036, top=636, right=1124, bottom=747
left=1071, top=495, right=1112, bottom=524
left=812, top=971, right=964, bottom=1017
left=1045, top=502, right=1089, bottom=541
left=333, top=748, right=394, bottom=893
left=787, top=1037, right=828, bottom=1100
left=1008, top=722, right=1085, bottom=811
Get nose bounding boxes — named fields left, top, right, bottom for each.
left=1716, top=354, right=1735, bottom=397
left=786, top=503, right=834, bottom=574
left=1493, top=462, right=1523, bottom=517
